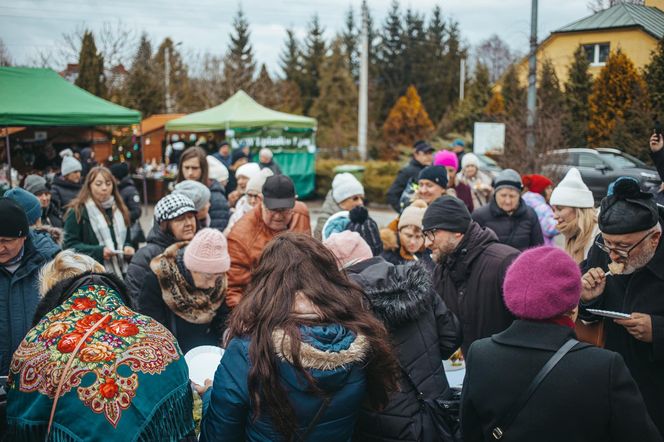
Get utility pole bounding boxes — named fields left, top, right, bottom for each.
left=526, top=0, right=538, bottom=155
left=459, top=58, right=466, bottom=101
left=358, top=8, right=369, bottom=161
left=164, top=46, right=172, bottom=113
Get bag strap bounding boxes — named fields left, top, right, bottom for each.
left=490, top=338, right=579, bottom=440
left=291, top=396, right=331, bottom=442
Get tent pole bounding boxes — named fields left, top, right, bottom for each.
left=139, top=120, right=148, bottom=212
left=4, top=127, right=11, bottom=189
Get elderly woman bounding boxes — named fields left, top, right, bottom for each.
left=6, top=250, right=194, bottom=441
left=457, top=153, right=492, bottom=208
left=137, top=228, right=230, bottom=353
left=63, top=166, right=134, bottom=278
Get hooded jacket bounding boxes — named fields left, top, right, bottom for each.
left=471, top=196, right=544, bottom=251
left=125, top=223, right=177, bottom=303
left=314, top=190, right=342, bottom=240
left=387, top=159, right=427, bottom=212
left=199, top=323, right=370, bottom=442
left=349, top=258, right=462, bottom=442
left=50, top=175, right=82, bottom=211
left=0, top=230, right=60, bottom=375
left=433, top=221, right=519, bottom=355
left=117, top=175, right=141, bottom=223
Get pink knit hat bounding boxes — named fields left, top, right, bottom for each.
left=503, top=246, right=581, bottom=320
left=323, top=231, right=373, bottom=269
left=184, top=228, right=231, bottom=274
left=433, top=150, right=459, bottom=170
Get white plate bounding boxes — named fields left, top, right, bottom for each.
left=586, top=309, right=632, bottom=320
left=184, top=345, right=225, bottom=386
left=443, top=359, right=465, bottom=372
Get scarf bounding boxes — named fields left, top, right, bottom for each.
left=1, top=245, right=24, bottom=273
left=150, top=242, right=227, bottom=324
left=84, top=198, right=127, bottom=278
left=6, top=283, right=193, bottom=441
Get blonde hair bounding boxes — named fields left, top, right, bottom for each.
left=39, top=250, right=104, bottom=296
left=563, top=207, right=598, bottom=264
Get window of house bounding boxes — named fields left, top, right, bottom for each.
left=582, top=43, right=610, bottom=66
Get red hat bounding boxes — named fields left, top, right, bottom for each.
left=522, top=174, right=553, bottom=195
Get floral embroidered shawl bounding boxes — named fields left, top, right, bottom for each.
left=6, top=281, right=194, bottom=442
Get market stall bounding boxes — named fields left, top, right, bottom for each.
left=166, top=90, right=317, bottom=198
left=0, top=67, right=141, bottom=186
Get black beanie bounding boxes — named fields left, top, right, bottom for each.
left=422, top=195, right=471, bottom=233
left=231, top=149, right=249, bottom=165
left=110, top=162, right=129, bottom=181
left=599, top=177, right=659, bottom=234
left=418, top=166, right=448, bottom=189
left=0, top=197, right=30, bottom=238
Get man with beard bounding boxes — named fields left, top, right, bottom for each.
left=422, top=196, right=520, bottom=355
left=580, top=177, right=664, bottom=436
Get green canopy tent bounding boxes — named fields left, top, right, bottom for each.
left=166, top=90, right=317, bottom=197
left=0, top=66, right=141, bottom=188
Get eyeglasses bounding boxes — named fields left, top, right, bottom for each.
left=423, top=229, right=439, bottom=243
left=595, top=230, right=654, bottom=258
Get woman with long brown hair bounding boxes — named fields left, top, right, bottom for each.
left=177, top=146, right=230, bottom=230
left=63, top=166, right=134, bottom=278
left=199, top=232, right=399, bottom=442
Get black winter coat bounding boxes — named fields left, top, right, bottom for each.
left=125, top=223, right=176, bottom=303
left=461, top=320, right=662, bottom=442
left=652, top=148, right=664, bottom=182
left=50, top=176, right=82, bottom=211
left=381, top=248, right=435, bottom=273
left=41, top=201, right=63, bottom=228
left=348, top=258, right=462, bottom=442
left=259, top=160, right=282, bottom=175
left=117, top=176, right=142, bottom=223
left=137, top=245, right=226, bottom=354
left=471, top=197, right=544, bottom=251
left=580, top=208, right=664, bottom=436
left=387, top=159, right=426, bottom=212
left=433, top=221, right=519, bottom=355
left=208, top=180, right=230, bottom=231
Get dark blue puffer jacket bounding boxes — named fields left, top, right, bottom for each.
left=200, top=324, right=369, bottom=442
left=208, top=180, right=230, bottom=231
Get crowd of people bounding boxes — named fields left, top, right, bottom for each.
left=0, top=133, right=662, bottom=441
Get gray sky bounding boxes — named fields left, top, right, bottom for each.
left=0, top=0, right=591, bottom=75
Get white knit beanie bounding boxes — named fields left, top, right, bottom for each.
left=549, top=167, right=594, bottom=208
left=207, top=155, right=229, bottom=183
left=332, top=173, right=364, bottom=204
left=61, top=156, right=82, bottom=176
left=235, top=162, right=261, bottom=180
left=398, top=200, right=427, bottom=230
left=461, top=152, right=480, bottom=169
left=246, top=168, right=274, bottom=194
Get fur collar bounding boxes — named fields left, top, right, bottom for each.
left=272, top=328, right=369, bottom=371
left=350, top=260, right=435, bottom=326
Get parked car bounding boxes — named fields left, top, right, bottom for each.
left=543, top=148, right=661, bottom=203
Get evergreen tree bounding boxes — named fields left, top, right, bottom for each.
left=402, top=8, right=427, bottom=89
left=310, top=39, right=358, bottom=148
left=122, top=33, right=162, bottom=117
left=301, top=14, right=327, bottom=114
left=443, top=63, right=493, bottom=134
left=484, top=90, right=506, bottom=117
left=501, top=64, right=526, bottom=119
left=420, top=6, right=447, bottom=123
left=341, top=6, right=359, bottom=80
left=644, top=35, right=664, bottom=120
left=153, top=38, right=193, bottom=113
left=563, top=45, right=593, bottom=147
left=588, top=49, right=650, bottom=158
left=442, top=21, right=465, bottom=113
left=279, top=28, right=302, bottom=83
left=222, top=7, right=256, bottom=98
left=382, top=85, right=434, bottom=158
left=538, top=58, right=564, bottom=117
left=274, top=80, right=303, bottom=114
left=76, top=30, right=106, bottom=98
left=252, top=64, right=278, bottom=108
left=376, top=1, right=405, bottom=122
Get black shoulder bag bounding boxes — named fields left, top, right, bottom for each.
left=488, top=338, right=579, bottom=440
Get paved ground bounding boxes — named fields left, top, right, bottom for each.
left=138, top=199, right=398, bottom=234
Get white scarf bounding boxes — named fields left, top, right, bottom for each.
left=84, top=198, right=127, bottom=278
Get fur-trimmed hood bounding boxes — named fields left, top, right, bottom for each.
left=348, top=259, right=435, bottom=326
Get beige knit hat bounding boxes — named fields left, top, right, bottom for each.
left=246, top=168, right=274, bottom=194
left=398, top=199, right=428, bottom=230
